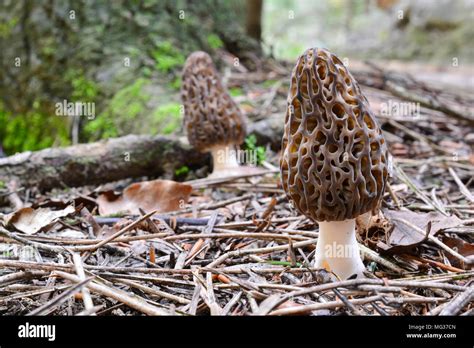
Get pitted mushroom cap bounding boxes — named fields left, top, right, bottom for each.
left=181, top=51, right=246, bottom=152
left=280, top=47, right=389, bottom=222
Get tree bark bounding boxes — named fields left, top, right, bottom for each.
left=245, top=0, right=263, bottom=42
left=0, top=135, right=205, bottom=192
left=0, top=117, right=284, bottom=192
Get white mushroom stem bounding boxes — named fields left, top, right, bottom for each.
left=210, top=145, right=240, bottom=175
left=315, top=219, right=366, bottom=280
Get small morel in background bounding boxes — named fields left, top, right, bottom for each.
left=181, top=51, right=247, bottom=178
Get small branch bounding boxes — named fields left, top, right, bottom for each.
left=26, top=277, right=94, bottom=316
left=72, top=252, right=95, bottom=313
left=448, top=167, right=474, bottom=203
left=385, top=80, right=474, bottom=126
left=74, top=210, right=157, bottom=252
left=269, top=295, right=382, bottom=315
left=53, top=271, right=170, bottom=316
left=439, top=286, right=474, bottom=316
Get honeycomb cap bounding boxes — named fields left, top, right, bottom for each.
left=181, top=51, right=246, bottom=152
left=280, top=47, right=389, bottom=222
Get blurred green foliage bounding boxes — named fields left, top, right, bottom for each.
left=229, top=87, right=243, bottom=97
left=207, top=34, right=224, bottom=49
left=66, top=69, right=99, bottom=102
left=152, top=41, right=185, bottom=74
left=261, top=79, right=278, bottom=88
left=0, top=16, right=18, bottom=38
left=152, top=103, right=182, bottom=135
left=0, top=102, right=70, bottom=154
left=174, top=165, right=190, bottom=177
left=84, top=78, right=150, bottom=140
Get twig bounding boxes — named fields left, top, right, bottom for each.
left=75, top=305, right=104, bottom=316
left=0, top=285, right=70, bottom=303
left=94, top=216, right=209, bottom=226
left=439, top=286, right=474, bottom=316
left=53, top=270, right=170, bottom=316
left=164, top=231, right=308, bottom=242
left=385, top=80, right=474, bottom=126
left=74, top=210, right=157, bottom=252
left=72, top=252, right=95, bottom=313
left=0, top=227, right=66, bottom=254
left=113, top=278, right=191, bottom=305
left=360, top=244, right=406, bottom=274
left=0, top=270, right=47, bottom=285
left=448, top=167, right=474, bottom=203
left=394, top=165, right=448, bottom=216
left=269, top=295, right=382, bottom=315
left=206, top=238, right=318, bottom=268
left=26, top=276, right=94, bottom=316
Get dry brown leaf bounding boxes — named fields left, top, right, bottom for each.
left=441, top=236, right=474, bottom=269
left=6, top=206, right=75, bottom=235
left=96, top=179, right=192, bottom=216
left=380, top=209, right=462, bottom=254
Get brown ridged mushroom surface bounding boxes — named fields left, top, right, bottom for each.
left=280, top=47, right=389, bottom=222
left=181, top=51, right=246, bottom=153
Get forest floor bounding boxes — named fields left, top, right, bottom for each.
left=0, top=57, right=473, bottom=316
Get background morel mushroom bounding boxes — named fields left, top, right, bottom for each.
left=181, top=51, right=247, bottom=177
left=280, top=47, right=389, bottom=279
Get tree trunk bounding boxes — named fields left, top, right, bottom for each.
left=0, top=135, right=205, bottom=192
left=245, top=0, right=263, bottom=42
left=0, top=117, right=284, bottom=192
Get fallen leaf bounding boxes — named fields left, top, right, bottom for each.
left=441, top=236, right=474, bottom=269
left=96, top=179, right=192, bottom=216
left=6, top=206, right=75, bottom=235
left=380, top=209, right=463, bottom=254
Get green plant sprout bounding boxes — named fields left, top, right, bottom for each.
left=244, top=134, right=266, bottom=166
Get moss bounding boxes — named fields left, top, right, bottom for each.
left=152, top=41, right=185, bottom=74
left=0, top=102, right=70, bottom=154
left=84, top=78, right=150, bottom=140
left=151, top=103, right=182, bottom=135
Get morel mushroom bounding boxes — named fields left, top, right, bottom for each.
left=280, top=48, right=389, bottom=279
left=181, top=51, right=246, bottom=177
